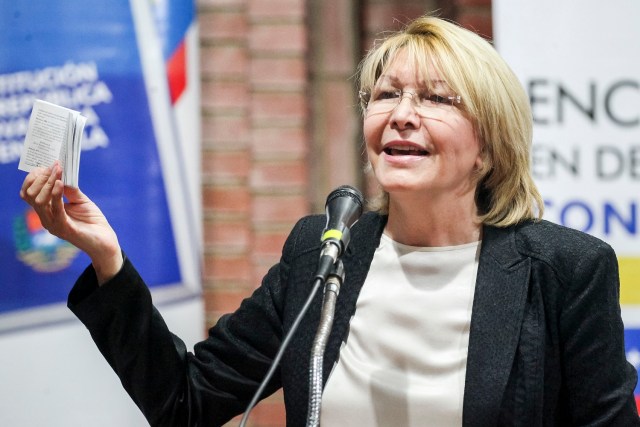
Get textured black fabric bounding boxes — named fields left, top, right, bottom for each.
left=68, top=212, right=640, bottom=426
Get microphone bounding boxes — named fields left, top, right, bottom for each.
left=315, top=185, right=364, bottom=282
left=238, top=186, right=363, bottom=427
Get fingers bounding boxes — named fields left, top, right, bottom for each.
left=19, top=165, right=51, bottom=202
left=34, top=162, right=62, bottom=206
left=62, top=184, right=87, bottom=204
left=20, top=162, right=62, bottom=204
left=19, top=162, right=66, bottom=233
left=50, top=178, right=66, bottom=220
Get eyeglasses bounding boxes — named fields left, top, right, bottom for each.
left=359, top=89, right=462, bottom=116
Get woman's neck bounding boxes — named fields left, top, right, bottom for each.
left=384, top=192, right=482, bottom=247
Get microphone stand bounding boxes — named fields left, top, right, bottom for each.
left=239, top=185, right=362, bottom=427
left=306, top=260, right=345, bottom=427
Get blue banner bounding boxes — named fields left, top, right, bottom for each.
left=0, top=0, right=198, bottom=331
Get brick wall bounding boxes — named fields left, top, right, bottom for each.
left=455, top=0, right=493, bottom=39
left=197, top=1, right=492, bottom=425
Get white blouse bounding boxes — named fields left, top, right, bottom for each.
left=320, top=234, right=481, bottom=426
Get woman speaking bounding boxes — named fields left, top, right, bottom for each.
left=20, top=15, right=639, bottom=427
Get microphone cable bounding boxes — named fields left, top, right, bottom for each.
left=238, top=185, right=362, bottom=426
left=238, top=276, right=324, bottom=427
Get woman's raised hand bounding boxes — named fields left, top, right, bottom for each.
left=20, top=161, right=123, bottom=284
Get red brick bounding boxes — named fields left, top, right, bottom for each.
left=253, top=230, right=288, bottom=258
left=202, top=150, right=250, bottom=182
left=364, top=3, right=427, bottom=33
left=316, top=81, right=361, bottom=190
left=252, top=194, right=309, bottom=223
left=252, top=91, right=307, bottom=122
left=204, top=220, right=251, bottom=251
left=316, top=0, right=358, bottom=75
left=361, top=35, right=378, bottom=53
left=457, top=11, right=493, bottom=40
left=201, top=80, right=249, bottom=110
left=200, top=45, right=248, bottom=78
left=249, top=23, right=307, bottom=53
left=456, top=0, right=492, bottom=6
left=251, top=126, right=308, bottom=158
left=203, top=289, right=249, bottom=313
left=250, top=160, right=307, bottom=189
left=203, top=255, right=252, bottom=282
left=251, top=57, right=307, bottom=88
left=198, top=0, right=245, bottom=7
left=202, top=186, right=251, bottom=215
left=199, top=11, right=248, bottom=41
left=361, top=2, right=428, bottom=52
left=249, top=0, right=305, bottom=19
left=202, top=115, right=250, bottom=147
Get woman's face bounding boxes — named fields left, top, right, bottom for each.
left=364, top=50, right=483, bottom=202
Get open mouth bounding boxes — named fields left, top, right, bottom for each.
left=383, top=146, right=429, bottom=156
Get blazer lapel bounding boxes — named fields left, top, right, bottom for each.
left=463, top=224, right=531, bottom=427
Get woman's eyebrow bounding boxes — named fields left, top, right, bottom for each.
left=376, top=75, right=449, bottom=89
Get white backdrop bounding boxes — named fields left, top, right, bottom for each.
left=0, top=299, right=203, bottom=426
left=493, top=0, right=640, bottom=308
left=493, top=0, right=640, bottom=396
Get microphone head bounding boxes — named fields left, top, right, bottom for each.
left=322, top=185, right=364, bottom=253
left=325, top=185, right=364, bottom=210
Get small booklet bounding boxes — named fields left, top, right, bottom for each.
left=18, top=99, right=87, bottom=188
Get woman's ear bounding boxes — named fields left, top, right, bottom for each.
left=474, top=154, right=484, bottom=171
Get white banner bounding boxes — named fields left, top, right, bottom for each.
left=493, top=0, right=640, bottom=304
left=493, top=0, right=640, bottom=400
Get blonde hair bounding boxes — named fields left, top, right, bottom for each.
left=357, top=16, right=543, bottom=227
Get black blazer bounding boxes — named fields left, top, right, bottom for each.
left=68, top=212, right=639, bottom=426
